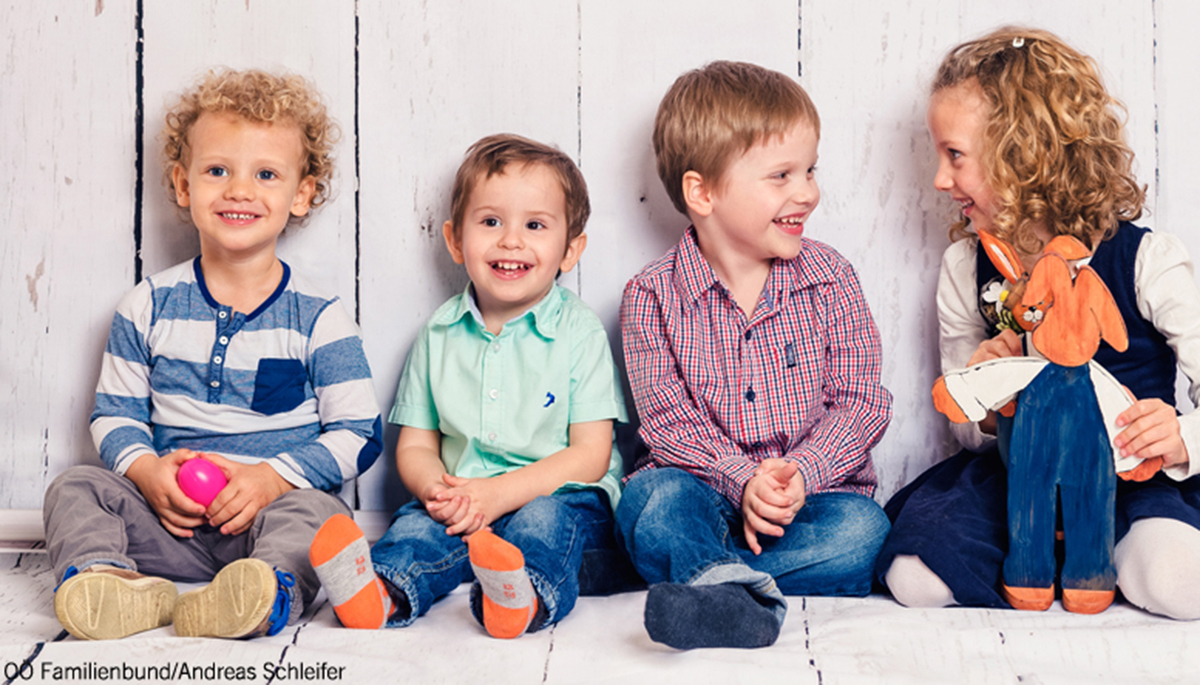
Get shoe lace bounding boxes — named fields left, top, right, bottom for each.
left=266, top=569, right=297, bottom=637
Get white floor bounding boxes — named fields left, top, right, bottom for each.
left=2, top=550, right=1197, bottom=684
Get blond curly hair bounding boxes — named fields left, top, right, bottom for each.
left=161, top=68, right=339, bottom=223
left=933, top=26, right=1145, bottom=253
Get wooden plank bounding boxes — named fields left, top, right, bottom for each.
left=139, top=0, right=358, bottom=310
left=799, top=1, right=1156, bottom=499
left=1154, top=0, right=1200, bottom=413
left=355, top=0, right=581, bottom=511
left=578, top=0, right=800, bottom=332
left=0, top=2, right=138, bottom=507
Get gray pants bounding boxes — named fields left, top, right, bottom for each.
left=43, top=465, right=351, bottom=608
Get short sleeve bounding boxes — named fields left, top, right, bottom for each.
left=389, top=325, right=439, bottom=430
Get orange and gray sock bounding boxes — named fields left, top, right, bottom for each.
left=309, top=514, right=392, bottom=629
left=467, top=530, right=537, bottom=639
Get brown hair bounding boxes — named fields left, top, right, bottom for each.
left=162, top=68, right=340, bottom=224
left=933, top=26, right=1145, bottom=252
left=653, top=60, right=820, bottom=215
left=449, top=134, right=590, bottom=245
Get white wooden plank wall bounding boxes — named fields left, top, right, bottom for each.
left=2, top=1, right=1197, bottom=518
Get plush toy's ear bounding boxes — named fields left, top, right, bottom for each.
left=978, top=229, right=1025, bottom=283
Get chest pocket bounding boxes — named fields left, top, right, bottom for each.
left=252, top=358, right=307, bottom=415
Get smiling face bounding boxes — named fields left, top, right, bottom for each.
left=443, top=162, right=585, bottom=333
left=928, top=81, right=1001, bottom=234
left=171, top=112, right=315, bottom=264
left=688, top=120, right=820, bottom=278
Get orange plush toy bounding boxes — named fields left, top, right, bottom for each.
left=932, top=230, right=1161, bottom=614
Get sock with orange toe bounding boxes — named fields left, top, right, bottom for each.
left=468, top=530, right=538, bottom=639
left=309, top=513, right=394, bottom=629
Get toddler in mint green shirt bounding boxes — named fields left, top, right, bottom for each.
left=310, top=133, right=632, bottom=638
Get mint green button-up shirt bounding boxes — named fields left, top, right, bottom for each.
left=389, top=284, right=628, bottom=507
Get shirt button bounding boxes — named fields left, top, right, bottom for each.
left=745, top=388, right=756, bottom=402
left=218, top=311, right=227, bottom=319
left=489, top=389, right=499, bottom=400
left=491, top=342, right=501, bottom=353
left=213, top=355, right=223, bottom=364
left=487, top=432, right=497, bottom=442
left=744, top=330, right=753, bottom=341
left=210, top=380, right=220, bottom=388
left=219, top=336, right=229, bottom=345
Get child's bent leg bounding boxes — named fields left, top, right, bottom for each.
left=749, top=491, right=889, bottom=597
left=875, top=449, right=1011, bottom=609
left=471, top=490, right=612, bottom=636
left=43, top=465, right=216, bottom=583
left=368, top=502, right=473, bottom=627
left=1116, top=517, right=1200, bottom=619
left=615, top=468, right=785, bottom=649
left=239, top=488, right=353, bottom=619
left=310, top=514, right=393, bottom=629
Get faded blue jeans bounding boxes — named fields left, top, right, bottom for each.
left=615, top=468, right=890, bottom=623
left=371, top=489, right=629, bottom=630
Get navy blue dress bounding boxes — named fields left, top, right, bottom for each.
left=876, top=223, right=1200, bottom=608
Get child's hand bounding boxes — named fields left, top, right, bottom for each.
left=967, top=328, right=1023, bottom=366
left=423, top=481, right=474, bottom=529
left=741, top=459, right=806, bottom=555
left=202, top=454, right=296, bottom=536
left=434, top=474, right=501, bottom=537
left=124, top=449, right=208, bottom=537
left=1116, top=398, right=1189, bottom=469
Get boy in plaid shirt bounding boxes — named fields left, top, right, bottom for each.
left=616, top=61, right=893, bottom=649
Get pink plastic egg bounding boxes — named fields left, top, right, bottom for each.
left=177, top=457, right=228, bottom=507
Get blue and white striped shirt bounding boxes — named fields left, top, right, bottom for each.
left=90, top=258, right=382, bottom=492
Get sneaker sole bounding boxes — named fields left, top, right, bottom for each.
left=174, top=559, right=277, bottom=638
left=55, top=573, right=177, bottom=640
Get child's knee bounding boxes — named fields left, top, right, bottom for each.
left=1117, top=518, right=1200, bottom=620
left=811, top=493, right=890, bottom=557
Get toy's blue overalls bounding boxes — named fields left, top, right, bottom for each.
left=1003, top=364, right=1116, bottom=592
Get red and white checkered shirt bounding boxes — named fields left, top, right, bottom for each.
left=620, top=228, right=892, bottom=509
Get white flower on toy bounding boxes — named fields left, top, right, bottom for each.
left=982, top=281, right=1007, bottom=317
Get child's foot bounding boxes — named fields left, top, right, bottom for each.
left=467, top=530, right=538, bottom=639
left=54, top=564, right=177, bottom=640
left=174, top=558, right=295, bottom=638
left=309, top=513, right=392, bottom=629
left=643, top=582, right=781, bottom=649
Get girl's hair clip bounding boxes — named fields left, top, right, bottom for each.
left=1012, top=37, right=1026, bottom=48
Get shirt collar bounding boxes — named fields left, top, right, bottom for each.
left=434, top=282, right=563, bottom=339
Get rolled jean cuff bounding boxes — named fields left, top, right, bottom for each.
left=691, top=561, right=788, bottom=624
left=378, top=566, right=422, bottom=629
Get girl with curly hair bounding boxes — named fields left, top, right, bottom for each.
left=878, top=26, right=1200, bottom=619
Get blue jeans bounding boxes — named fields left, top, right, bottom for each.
left=615, top=468, right=890, bottom=622
left=371, top=489, right=618, bottom=630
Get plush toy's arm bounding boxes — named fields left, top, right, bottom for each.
left=932, top=358, right=1050, bottom=423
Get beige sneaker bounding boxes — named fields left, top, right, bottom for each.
left=174, top=558, right=283, bottom=638
left=54, top=564, right=177, bottom=640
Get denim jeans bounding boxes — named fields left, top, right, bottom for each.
left=371, top=489, right=620, bottom=630
left=615, top=468, right=890, bottom=622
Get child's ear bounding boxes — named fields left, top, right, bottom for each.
left=171, top=163, right=191, bottom=207
left=681, top=170, right=714, bottom=218
left=558, top=233, right=588, bottom=274
left=290, top=176, right=317, bottom=217
left=442, top=220, right=465, bottom=264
